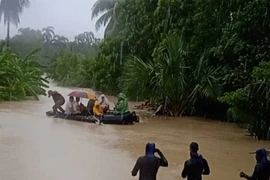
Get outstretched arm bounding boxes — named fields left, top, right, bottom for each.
left=156, top=149, right=168, bottom=167
left=240, top=165, right=258, bottom=180
left=131, top=158, right=140, bottom=176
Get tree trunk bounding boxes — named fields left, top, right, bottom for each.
left=6, top=19, right=10, bottom=48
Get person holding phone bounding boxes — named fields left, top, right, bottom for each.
left=131, top=142, right=168, bottom=180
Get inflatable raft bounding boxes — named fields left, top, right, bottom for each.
left=46, top=111, right=140, bottom=125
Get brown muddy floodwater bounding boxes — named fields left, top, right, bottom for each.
left=0, top=83, right=270, bottom=180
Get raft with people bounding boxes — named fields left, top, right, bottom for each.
left=46, top=110, right=139, bottom=124
left=46, top=90, right=140, bottom=125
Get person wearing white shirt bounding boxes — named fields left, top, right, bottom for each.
left=65, top=96, right=74, bottom=115
left=73, top=97, right=81, bottom=114
left=98, top=94, right=110, bottom=113
left=98, top=94, right=110, bottom=106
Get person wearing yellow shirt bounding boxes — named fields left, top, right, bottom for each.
left=93, top=100, right=103, bottom=116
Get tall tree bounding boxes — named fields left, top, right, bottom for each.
left=91, top=0, right=119, bottom=34
left=0, top=0, right=30, bottom=48
left=51, top=35, right=69, bottom=48
left=42, top=26, right=55, bottom=44
left=75, top=33, right=86, bottom=44
left=74, top=32, right=97, bottom=45
left=52, top=35, right=69, bottom=43
left=83, top=31, right=96, bottom=45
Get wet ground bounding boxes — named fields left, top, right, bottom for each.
left=0, top=84, right=269, bottom=180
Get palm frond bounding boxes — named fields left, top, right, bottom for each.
left=95, top=9, right=113, bottom=31
left=121, top=55, right=155, bottom=99
left=91, top=0, right=116, bottom=19
left=104, top=17, right=116, bottom=35
left=0, top=0, right=30, bottom=26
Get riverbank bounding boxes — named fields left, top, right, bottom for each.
left=1, top=84, right=270, bottom=180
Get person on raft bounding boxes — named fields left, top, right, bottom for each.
left=72, top=97, right=81, bottom=114
left=240, top=148, right=270, bottom=180
left=48, top=90, right=65, bottom=114
left=72, top=97, right=87, bottom=115
left=98, top=94, right=110, bottom=113
left=131, top=142, right=168, bottom=180
left=86, top=98, right=95, bottom=115
left=93, top=100, right=103, bottom=116
left=92, top=99, right=103, bottom=125
left=181, top=142, right=210, bottom=180
left=112, top=92, right=129, bottom=114
left=65, top=96, right=75, bottom=115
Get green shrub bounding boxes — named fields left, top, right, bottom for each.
left=0, top=44, right=49, bottom=101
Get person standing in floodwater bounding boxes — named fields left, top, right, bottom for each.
left=131, top=142, right=168, bottom=180
left=48, top=90, right=65, bottom=114
left=181, top=142, right=210, bottom=180
left=240, top=148, right=270, bottom=180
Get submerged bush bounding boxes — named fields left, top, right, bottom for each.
left=0, top=44, right=49, bottom=101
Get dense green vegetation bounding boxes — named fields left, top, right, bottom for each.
left=1, top=0, right=270, bottom=140
left=49, top=49, right=94, bottom=87
left=9, top=27, right=101, bottom=66
left=0, top=42, right=48, bottom=100
left=82, top=0, right=269, bottom=140
left=0, top=0, right=49, bottom=101
left=1, top=26, right=101, bottom=99
left=0, top=0, right=100, bottom=101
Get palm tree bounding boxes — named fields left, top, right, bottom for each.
left=52, top=35, right=69, bottom=44
left=42, top=26, right=55, bottom=43
left=0, top=0, right=30, bottom=48
left=74, top=33, right=85, bottom=44
left=83, top=31, right=95, bottom=44
left=51, top=35, right=69, bottom=48
left=91, top=0, right=119, bottom=34
left=74, top=32, right=97, bottom=45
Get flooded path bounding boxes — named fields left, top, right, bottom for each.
left=0, top=84, right=270, bottom=180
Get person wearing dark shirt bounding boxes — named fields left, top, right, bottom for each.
left=48, top=90, right=65, bottom=114
left=181, top=142, right=210, bottom=180
left=240, top=148, right=270, bottom=180
left=131, top=142, right=168, bottom=180
left=86, top=99, right=95, bottom=115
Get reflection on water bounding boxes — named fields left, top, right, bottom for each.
left=0, top=84, right=269, bottom=180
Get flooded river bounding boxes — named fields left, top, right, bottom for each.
left=0, top=84, right=269, bottom=180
